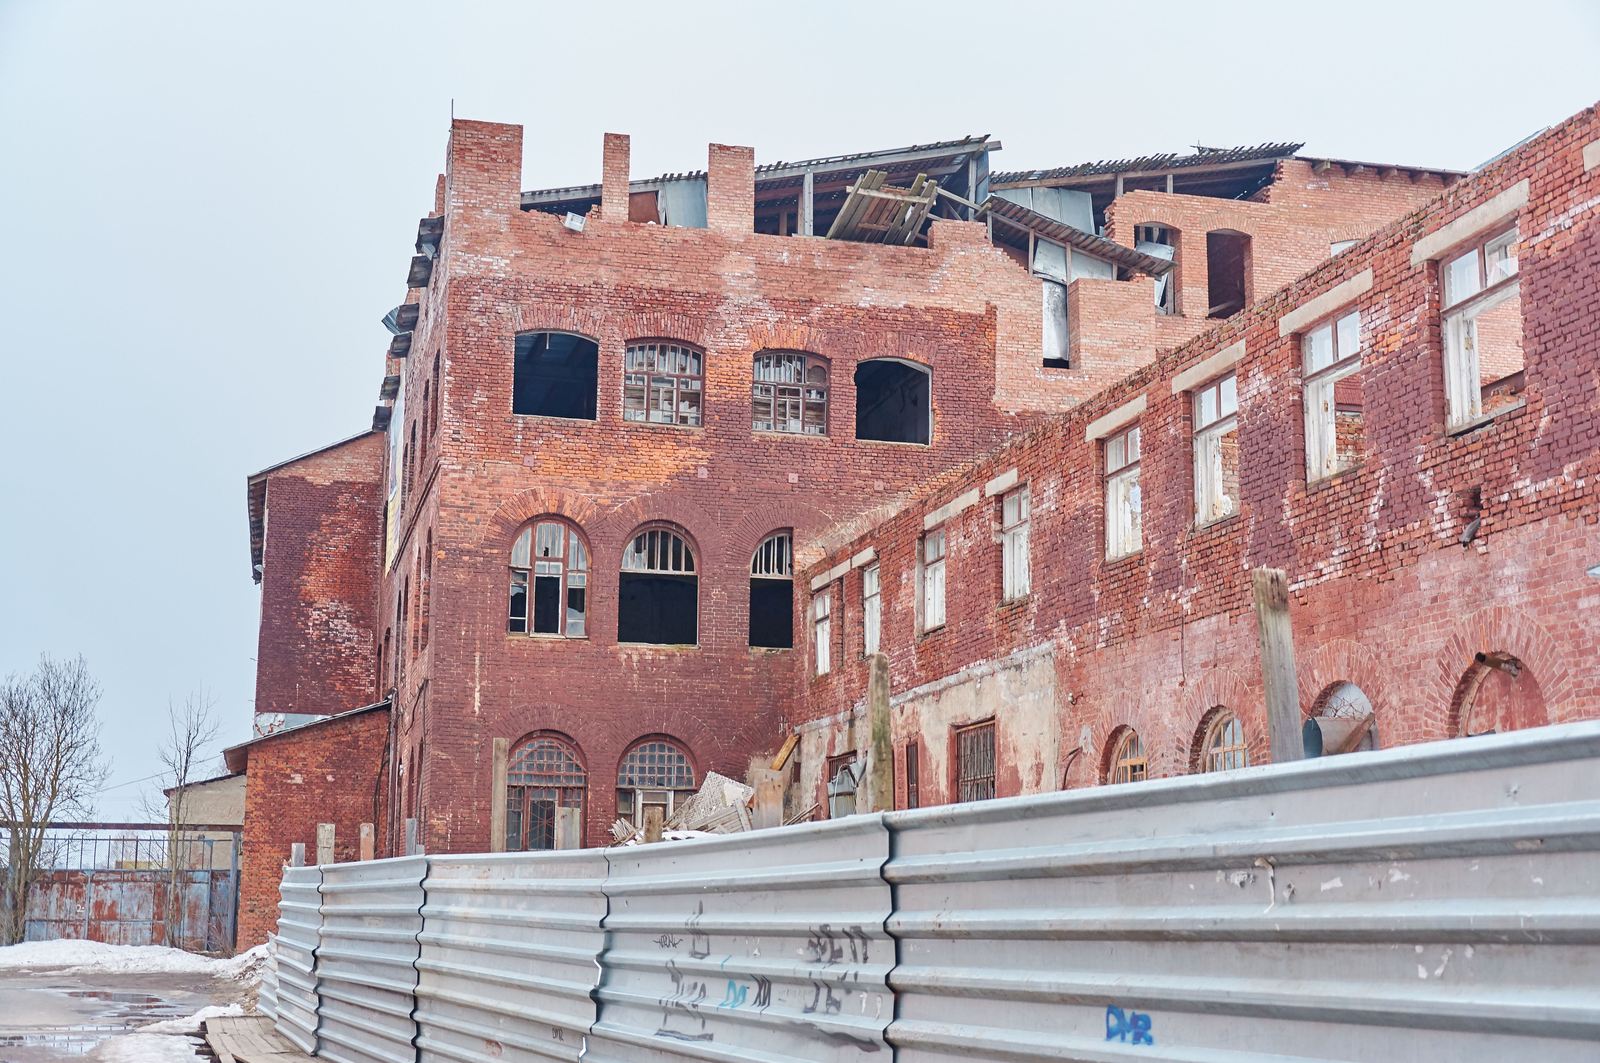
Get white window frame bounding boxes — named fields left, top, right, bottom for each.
left=1192, top=372, right=1239, bottom=525
left=1442, top=227, right=1521, bottom=428
left=862, top=563, right=881, bottom=656
left=1103, top=424, right=1142, bottom=560
left=1001, top=487, right=1031, bottom=601
left=813, top=590, right=832, bottom=675
left=1301, top=309, right=1363, bottom=482
left=921, top=528, right=946, bottom=632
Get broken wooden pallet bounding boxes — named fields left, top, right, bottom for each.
left=202, top=1015, right=314, bottom=1063
left=825, top=169, right=938, bottom=245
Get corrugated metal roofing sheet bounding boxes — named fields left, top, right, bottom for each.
left=979, top=195, right=1174, bottom=277
left=991, top=140, right=1304, bottom=185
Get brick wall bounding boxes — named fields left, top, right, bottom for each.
left=234, top=706, right=390, bottom=949
left=796, top=104, right=1600, bottom=811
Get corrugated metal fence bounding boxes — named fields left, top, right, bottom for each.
left=264, top=721, right=1600, bottom=1061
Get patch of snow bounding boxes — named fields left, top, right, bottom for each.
left=88, top=1032, right=204, bottom=1062
left=0, top=940, right=269, bottom=984
left=138, top=1003, right=243, bottom=1035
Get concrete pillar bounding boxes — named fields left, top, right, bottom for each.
left=359, top=823, right=375, bottom=861
left=315, top=823, right=335, bottom=866
left=601, top=133, right=631, bottom=222
left=706, top=143, right=755, bottom=234
left=489, top=737, right=509, bottom=853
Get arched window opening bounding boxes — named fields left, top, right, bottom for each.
left=506, top=735, right=586, bottom=851
left=508, top=520, right=589, bottom=638
left=618, top=526, right=698, bottom=645
left=616, top=738, right=697, bottom=827
left=1197, top=711, right=1249, bottom=773
left=749, top=532, right=793, bottom=649
left=420, top=381, right=431, bottom=455
left=1105, top=728, right=1147, bottom=784
left=752, top=352, right=828, bottom=435
left=1206, top=229, right=1251, bottom=319
left=1304, top=682, right=1378, bottom=756
left=855, top=359, right=931, bottom=445
left=624, top=341, right=704, bottom=426
left=430, top=353, right=441, bottom=436
left=1455, top=652, right=1547, bottom=737
left=514, top=331, right=599, bottom=420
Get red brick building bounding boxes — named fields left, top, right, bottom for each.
left=235, top=111, right=1556, bottom=943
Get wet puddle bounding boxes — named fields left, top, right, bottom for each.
left=0, top=980, right=201, bottom=1060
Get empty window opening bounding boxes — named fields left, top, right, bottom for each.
left=862, top=562, right=881, bottom=656
left=1197, top=711, right=1249, bottom=773
left=1303, top=682, right=1378, bottom=757
left=509, top=520, right=588, bottom=638
left=955, top=720, right=996, bottom=803
left=855, top=360, right=931, bottom=444
left=1193, top=372, right=1240, bottom=525
left=618, top=526, right=697, bottom=645
left=825, top=751, right=859, bottom=818
left=1106, top=728, right=1147, bottom=784
left=752, top=351, right=829, bottom=435
left=921, top=528, right=947, bottom=631
left=1302, top=310, right=1364, bottom=481
left=1001, top=486, right=1031, bottom=600
left=749, top=532, right=794, bottom=649
left=1041, top=280, right=1070, bottom=368
left=624, top=341, right=704, bottom=426
left=616, top=738, right=696, bottom=827
left=1206, top=230, right=1250, bottom=318
left=1135, top=224, right=1178, bottom=314
left=1104, top=424, right=1142, bottom=560
left=506, top=735, right=586, bottom=851
left=903, top=739, right=920, bottom=809
left=513, top=332, right=598, bottom=420
left=1454, top=652, right=1547, bottom=737
left=1443, top=228, right=1523, bottom=427
left=812, top=588, right=832, bottom=675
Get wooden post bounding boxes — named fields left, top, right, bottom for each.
left=316, top=823, right=336, bottom=866
left=359, top=823, right=375, bottom=862
left=865, top=654, right=894, bottom=813
left=489, top=737, right=509, bottom=853
left=289, top=843, right=305, bottom=867
left=1252, top=567, right=1304, bottom=763
left=800, top=169, right=815, bottom=236
left=405, top=818, right=419, bottom=856
left=643, top=806, right=665, bottom=844
left=750, top=768, right=784, bottom=829
left=555, top=807, right=582, bottom=850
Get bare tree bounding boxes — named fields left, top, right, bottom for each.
left=0, top=655, right=107, bottom=945
left=148, top=691, right=220, bottom=947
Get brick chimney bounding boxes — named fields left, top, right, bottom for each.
left=601, top=133, right=631, bottom=222
left=706, top=143, right=754, bottom=234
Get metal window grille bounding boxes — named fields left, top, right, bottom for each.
left=1104, top=424, right=1142, bottom=559
left=1202, top=713, right=1250, bottom=772
left=506, top=737, right=587, bottom=851
left=955, top=721, right=996, bottom=803
left=752, top=352, right=829, bottom=435
left=621, top=527, right=695, bottom=573
left=1108, top=729, right=1148, bottom=784
left=617, top=740, right=696, bottom=789
left=624, top=342, right=704, bottom=426
left=751, top=532, right=792, bottom=577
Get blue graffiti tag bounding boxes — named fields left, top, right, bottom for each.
left=1105, top=1005, right=1155, bottom=1046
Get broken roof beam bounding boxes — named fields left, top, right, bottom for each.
left=978, top=195, right=1173, bottom=278
left=826, top=171, right=939, bottom=245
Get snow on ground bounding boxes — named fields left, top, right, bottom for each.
left=88, top=1032, right=207, bottom=1062
left=0, top=939, right=269, bottom=983
left=136, top=1003, right=244, bottom=1035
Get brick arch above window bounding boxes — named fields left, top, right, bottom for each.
left=477, top=486, right=604, bottom=551
left=1433, top=606, right=1573, bottom=733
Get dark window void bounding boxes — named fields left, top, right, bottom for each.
left=1206, top=231, right=1250, bottom=319
left=618, top=574, right=697, bottom=644
left=855, top=360, right=930, bottom=444
left=749, top=580, right=793, bottom=648
left=514, top=332, right=598, bottom=419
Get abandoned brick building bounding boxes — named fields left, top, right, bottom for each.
left=233, top=102, right=1599, bottom=947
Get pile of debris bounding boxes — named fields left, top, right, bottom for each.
left=608, top=771, right=755, bottom=846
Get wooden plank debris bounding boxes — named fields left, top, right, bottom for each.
left=203, top=1015, right=314, bottom=1063
left=825, top=169, right=939, bottom=245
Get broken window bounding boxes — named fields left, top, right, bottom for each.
left=1135, top=224, right=1178, bottom=314
left=1001, top=487, right=1031, bottom=601
left=1305, top=682, right=1378, bottom=756
left=1302, top=309, right=1364, bottom=480
left=812, top=589, right=832, bottom=675
left=1193, top=372, right=1240, bottom=525
left=508, top=520, right=588, bottom=638
left=1041, top=280, right=1070, bottom=368
left=752, top=352, right=829, bottom=435
left=855, top=359, right=931, bottom=444
left=921, top=528, right=946, bottom=632
left=1199, top=712, right=1249, bottom=772
left=749, top=531, right=793, bottom=649
left=513, top=332, right=599, bottom=420
left=624, top=341, right=704, bottom=426
left=1106, top=728, right=1147, bottom=784
left=903, top=739, right=919, bottom=809
left=507, top=735, right=586, bottom=851
left=616, top=738, right=696, bottom=827
left=1104, top=424, right=1142, bottom=560
left=618, top=526, right=697, bottom=645
left=862, top=562, right=881, bottom=656
left=1206, top=229, right=1250, bottom=318
left=1330, top=240, right=1358, bottom=256
left=825, top=751, right=858, bottom=818
left=1443, top=227, right=1523, bottom=427
left=954, top=720, right=996, bottom=803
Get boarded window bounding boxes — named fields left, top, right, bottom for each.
left=749, top=532, right=793, bottom=649
left=507, top=736, right=586, bottom=851
left=855, top=360, right=931, bottom=444
left=921, top=528, right=946, bottom=631
left=618, top=527, right=697, bottom=645
left=1107, top=729, right=1147, bottom=784
left=514, top=332, right=599, bottom=420
left=1302, top=309, right=1363, bottom=480
left=1193, top=372, right=1240, bottom=525
left=904, top=739, right=920, bottom=809
left=624, top=341, right=704, bottom=426
left=862, top=562, right=881, bottom=656
left=1001, top=487, right=1030, bottom=601
left=508, top=521, right=588, bottom=637
left=955, top=720, right=996, bottom=803
left=616, top=738, right=696, bottom=826
left=813, top=589, right=832, bottom=675
left=1443, top=227, right=1523, bottom=427
left=1104, top=424, right=1142, bottom=559
left=752, top=352, right=829, bottom=435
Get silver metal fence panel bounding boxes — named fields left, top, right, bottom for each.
left=258, top=931, right=280, bottom=1021
left=415, top=851, right=608, bottom=1063
left=316, top=855, right=427, bottom=1063
left=273, top=864, right=323, bottom=1054
left=587, top=817, right=894, bottom=1062
left=885, top=720, right=1600, bottom=1062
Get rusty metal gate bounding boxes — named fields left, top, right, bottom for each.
left=2, top=821, right=241, bottom=952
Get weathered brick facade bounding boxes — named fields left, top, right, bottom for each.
left=796, top=104, right=1600, bottom=812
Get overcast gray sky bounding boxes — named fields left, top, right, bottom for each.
left=1, top=0, right=1596, bottom=817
